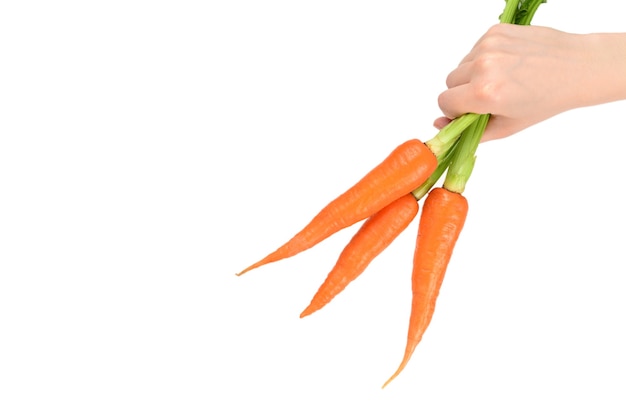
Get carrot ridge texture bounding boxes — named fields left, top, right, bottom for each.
left=383, top=187, right=468, bottom=388
left=300, top=193, right=419, bottom=318
left=237, top=140, right=437, bottom=276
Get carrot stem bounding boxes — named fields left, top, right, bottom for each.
left=513, top=0, right=547, bottom=25
left=443, top=114, right=489, bottom=194
left=499, top=0, right=521, bottom=24
left=425, top=113, right=480, bottom=158
left=500, top=0, right=547, bottom=25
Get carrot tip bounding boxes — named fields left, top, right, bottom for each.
left=381, top=356, right=411, bottom=389
left=236, top=263, right=260, bottom=276
left=381, top=372, right=400, bottom=389
left=299, top=305, right=315, bottom=319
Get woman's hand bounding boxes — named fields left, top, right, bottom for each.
left=435, top=23, right=626, bottom=141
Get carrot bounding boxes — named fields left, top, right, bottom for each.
left=300, top=193, right=419, bottom=318
left=299, top=138, right=461, bottom=318
left=237, top=0, right=546, bottom=389
left=236, top=139, right=437, bottom=276
left=382, top=186, right=468, bottom=388
left=382, top=100, right=489, bottom=387
left=237, top=113, right=480, bottom=277
left=381, top=0, right=546, bottom=387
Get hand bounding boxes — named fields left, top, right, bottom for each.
left=435, top=24, right=626, bottom=141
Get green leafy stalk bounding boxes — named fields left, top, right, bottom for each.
left=499, top=0, right=521, bottom=24
left=515, top=0, right=547, bottom=25
left=500, top=0, right=547, bottom=25
left=424, top=113, right=480, bottom=157
left=443, top=114, right=489, bottom=194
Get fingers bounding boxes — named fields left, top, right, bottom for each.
left=441, top=53, right=497, bottom=119
left=479, top=119, right=500, bottom=143
left=479, top=117, right=513, bottom=142
left=437, top=84, right=470, bottom=119
left=433, top=24, right=558, bottom=142
left=437, top=83, right=493, bottom=120
left=454, top=24, right=510, bottom=66
left=433, top=116, right=451, bottom=130
left=444, top=61, right=472, bottom=88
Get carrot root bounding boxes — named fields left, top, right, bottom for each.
left=237, top=139, right=437, bottom=276
left=382, top=187, right=468, bottom=388
left=300, top=193, right=419, bottom=318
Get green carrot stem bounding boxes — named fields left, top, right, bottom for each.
left=425, top=113, right=480, bottom=157
left=514, top=0, right=547, bottom=26
left=499, top=0, right=521, bottom=24
left=442, top=114, right=489, bottom=194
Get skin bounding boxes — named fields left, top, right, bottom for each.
left=435, top=24, right=626, bottom=142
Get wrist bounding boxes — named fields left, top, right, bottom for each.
left=583, top=32, right=626, bottom=106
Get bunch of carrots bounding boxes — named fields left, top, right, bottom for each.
left=238, top=0, right=546, bottom=388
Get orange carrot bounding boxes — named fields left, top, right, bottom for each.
left=300, top=193, right=419, bottom=318
left=237, top=139, right=437, bottom=276
left=383, top=187, right=468, bottom=388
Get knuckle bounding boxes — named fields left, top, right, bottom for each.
left=485, top=23, right=506, bottom=36
left=476, top=24, right=511, bottom=53
left=470, top=54, right=513, bottom=107
left=474, top=54, right=498, bottom=74
left=473, top=79, right=502, bottom=106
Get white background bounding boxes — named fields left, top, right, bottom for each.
left=2, top=1, right=625, bottom=416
